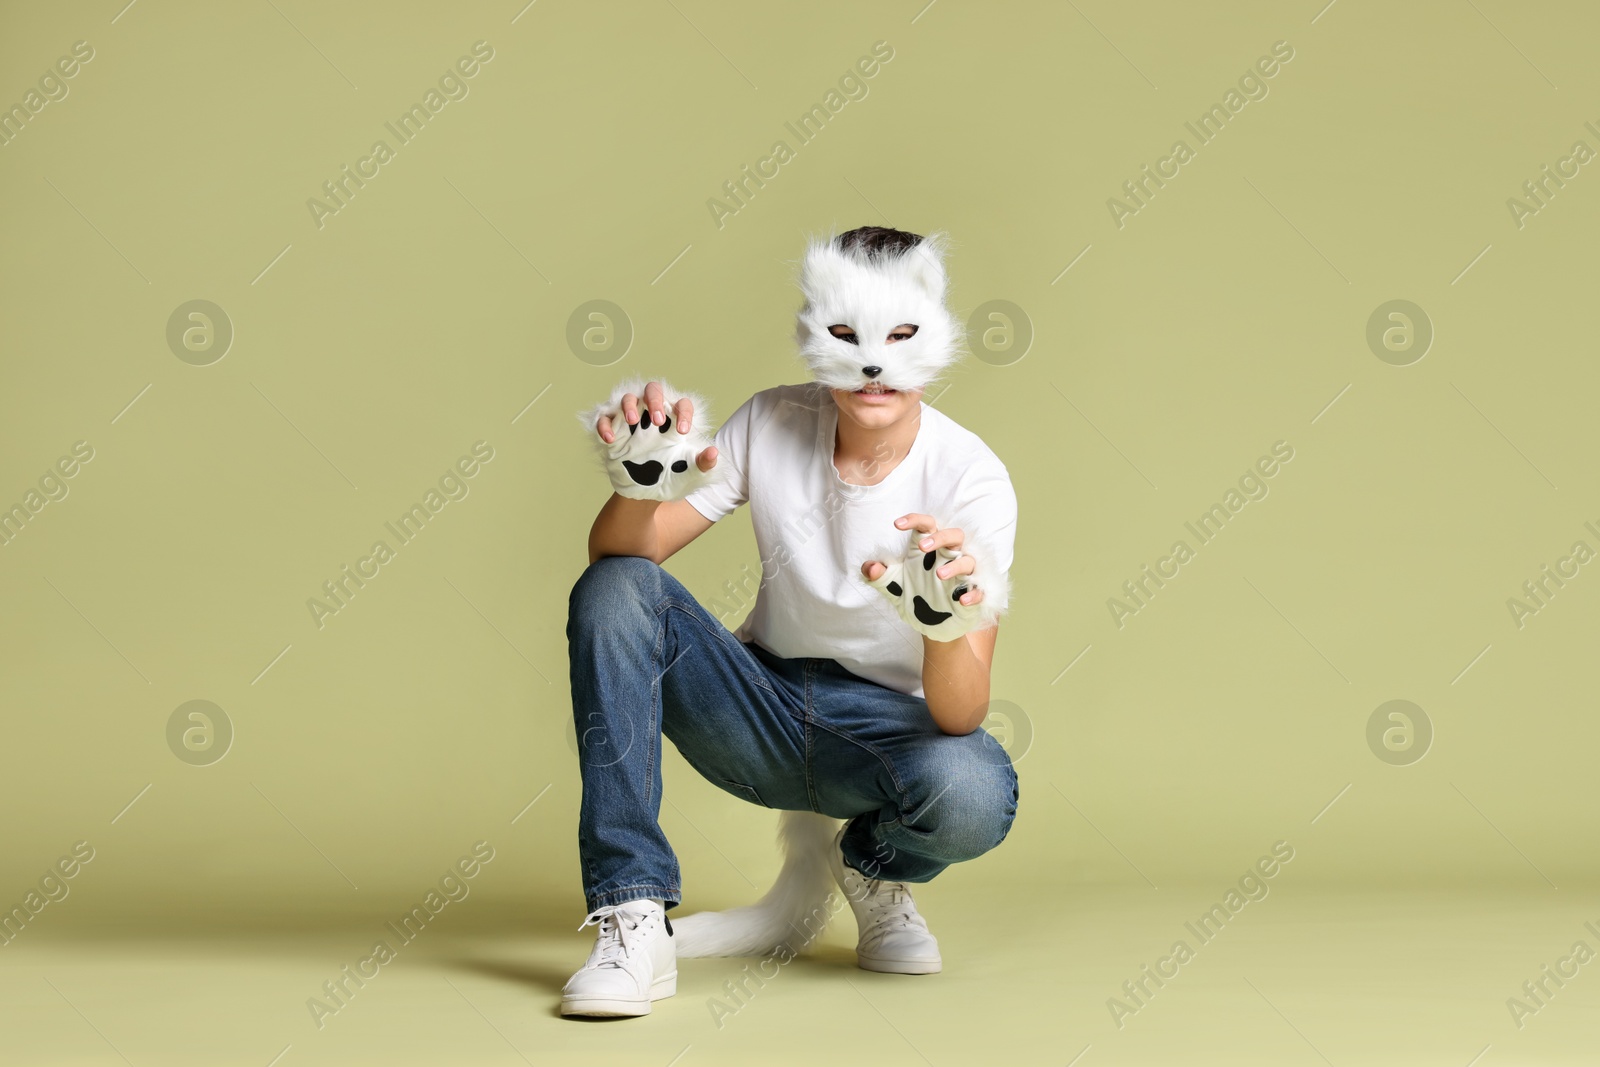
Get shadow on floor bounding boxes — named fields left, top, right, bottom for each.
left=441, top=934, right=862, bottom=1000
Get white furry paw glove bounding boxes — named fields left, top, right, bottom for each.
left=866, top=531, right=1008, bottom=640
left=579, top=378, right=722, bottom=502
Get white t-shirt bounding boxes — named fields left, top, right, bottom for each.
left=684, top=382, right=1018, bottom=698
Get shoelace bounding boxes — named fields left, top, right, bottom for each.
left=855, top=877, right=928, bottom=933
left=577, top=903, right=650, bottom=968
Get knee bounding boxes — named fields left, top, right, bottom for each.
left=950, top=773, right=1018, bottom=862
left=568, top=555, right=663, bottom=630
left=910, top=743, right=1018, bottom=863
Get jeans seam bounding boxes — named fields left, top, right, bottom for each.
left=803, top=661, right=821, bottom=812
left=662, top=594, right=777, bottom=695
left=807, top=714, right=909, bottom=805
left=649, top=605, right=665, bottom=805
left=588, top=884, right=682, bottom=910
left=717, top=777, right=769, bottom=807
left=740, top=640, right=778, bottom=694
left=591, top=883, right=681, bottom=895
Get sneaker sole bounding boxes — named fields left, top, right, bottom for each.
left=857, top=955, right=942, bottom=975
left=561, top=972, right=677, bottom=1017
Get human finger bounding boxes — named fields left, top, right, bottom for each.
left=642, top=381, right=666, bottom=427
left=617, top=391, right=642, bottom=431
left=894, top=513, right=939, bottom=536
left=936, top=553, right=976, bottom=581
left=919, top=526, right=965, bottom=553
left=674, top=396, right=695, bottom=434
left=696, top=445, right=719, bottom=472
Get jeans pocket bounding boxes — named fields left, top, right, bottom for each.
left=717, top=778, right=770, bottom=808
left=733, top=639, right=778, bottom=695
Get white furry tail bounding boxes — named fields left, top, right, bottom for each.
left=673, top=810, right=842, bottom=958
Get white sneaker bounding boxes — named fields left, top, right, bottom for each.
left=560, top=898, right=677, bottom=1017
left=828, top=824, right=942, bottom=974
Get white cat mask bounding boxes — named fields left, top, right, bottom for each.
left=792, top=231, right=963, bottom=393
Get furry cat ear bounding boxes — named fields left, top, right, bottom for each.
left=902, top=231, right=950, bottom=303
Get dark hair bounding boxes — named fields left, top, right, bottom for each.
left=836, top=225, right=924, bottom=260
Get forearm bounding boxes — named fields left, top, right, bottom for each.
left=920, top=629, right=993, bottom=734
left=587, top=494, right=663, bottom=564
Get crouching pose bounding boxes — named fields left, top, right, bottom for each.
left=561, top=225, right=1020, bottom=1018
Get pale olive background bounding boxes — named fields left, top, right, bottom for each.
left=3, top=0, right=1597, bottom=944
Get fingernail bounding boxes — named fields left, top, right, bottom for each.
left=920, top=538, right=933, bottom=549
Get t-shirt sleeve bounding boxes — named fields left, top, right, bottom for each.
left=950, top=455, right=1018, bottom=608
left=683, top=391, right=757, bottom=523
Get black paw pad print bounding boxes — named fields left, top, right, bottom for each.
left=611, top=412, right=700, bottom=492
left=869, top=536, right=983, bottom=638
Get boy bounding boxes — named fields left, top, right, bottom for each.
left=561, top=226, right=1019, bottom=1017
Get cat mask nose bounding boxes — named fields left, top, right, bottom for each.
left=862, top=365, right=882, bottom=378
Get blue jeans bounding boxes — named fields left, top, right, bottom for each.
left=567, top=555, right=1019, bottom=913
